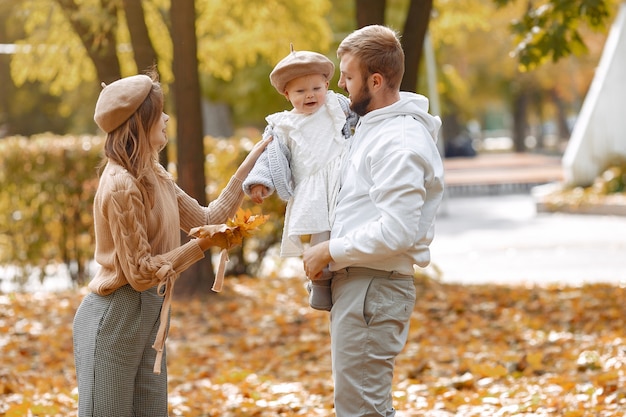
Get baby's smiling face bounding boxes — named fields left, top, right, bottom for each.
left=284, top=73, right=329, bottom=115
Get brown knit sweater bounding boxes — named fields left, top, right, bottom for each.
left=89, top=161, right=244, bottom=295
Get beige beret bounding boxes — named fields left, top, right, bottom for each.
left=270, top=48, right=335, bottom=95
left=94, top=74, right=153, bottom=133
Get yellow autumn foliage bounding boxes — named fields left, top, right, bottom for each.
left=9, top=0, right=332, bottom=93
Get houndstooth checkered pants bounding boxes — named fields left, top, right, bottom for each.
left=73, top=284, right=169, bottom=417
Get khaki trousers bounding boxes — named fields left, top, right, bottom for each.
left=330, top=267, right=419, bottom=416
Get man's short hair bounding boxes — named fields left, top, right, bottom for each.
left=337, top=25, right=405, bottom=90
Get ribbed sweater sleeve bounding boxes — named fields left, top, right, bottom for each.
left=177, top=176, right=245, bottom=232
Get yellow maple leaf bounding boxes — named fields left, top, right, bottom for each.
left=188, top=208, right=269, bottom=251
left=227, top=208, right=270, bottom=236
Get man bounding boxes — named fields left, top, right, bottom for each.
left=302, top=25, right=444, bottom=416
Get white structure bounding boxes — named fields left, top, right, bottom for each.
left=563, top=2, right=626, bottom=186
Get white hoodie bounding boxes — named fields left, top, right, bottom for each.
left=328, top=92, right=445, bottom=275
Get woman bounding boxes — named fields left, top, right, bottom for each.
left=73, top=69, right=270, bottom=417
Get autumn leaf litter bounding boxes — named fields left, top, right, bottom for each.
left=1, top=276, right=626, bottom=416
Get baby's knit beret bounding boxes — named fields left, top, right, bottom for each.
left=94, top=74, right=153, bottom=133
left=270, top=47, right=335, bottom=95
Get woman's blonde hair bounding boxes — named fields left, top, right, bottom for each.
left=337, top=25, right=405, bottom=90
left=99, top=68, right=165, bottom=206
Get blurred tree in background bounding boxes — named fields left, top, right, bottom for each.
left=430, top=0, right=619, bottom=153
left=491, top=0, right=616, bottom=151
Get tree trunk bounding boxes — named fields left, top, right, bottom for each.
left=122, top=0, right=168, bottom=167
left=356, top=0, right=386, bottom=27
left=354, top=0, right=432, bottom=93
left=512, top=91, right=528, bottom=152
left=122, top=0, right=158, bottom=72
left=170, top=0, right=214, bottom=298
left=55, top=0, right=122, bottom=84
left=551, top=88, right=571, bottom=141
left=533, top=91, right=545, bottom=150
left=401, top=0, right=432, bottom=92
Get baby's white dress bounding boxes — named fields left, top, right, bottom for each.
left=267, top=91, right=348, bottom=256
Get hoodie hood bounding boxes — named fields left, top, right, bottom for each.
left=361, top=91, right=441, bottom=142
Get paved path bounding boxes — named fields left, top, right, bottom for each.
left=430, top=193, right=626, bottom=286
left=443, top=153, right=563, bottom=189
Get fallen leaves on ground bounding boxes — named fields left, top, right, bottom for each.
left=1, top=276, right=626, bottom=416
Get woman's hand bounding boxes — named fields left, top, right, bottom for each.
left=191, top=224, right=232, bottom=251
left=196, top=234, right=231, bottom=251
left=234, top=135, right=273, bottom=182
left=196, top=236, right=214, bottom=251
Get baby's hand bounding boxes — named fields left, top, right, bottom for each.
left=250, top=184, right=270, bottom=204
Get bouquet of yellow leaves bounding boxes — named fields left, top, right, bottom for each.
left=189, top=208, right=269, bottom=292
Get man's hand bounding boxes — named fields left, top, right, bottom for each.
left=303, top=240, right=333, bottom=280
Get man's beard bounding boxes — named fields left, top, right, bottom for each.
left=350, top=85, right=371, bottom=117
